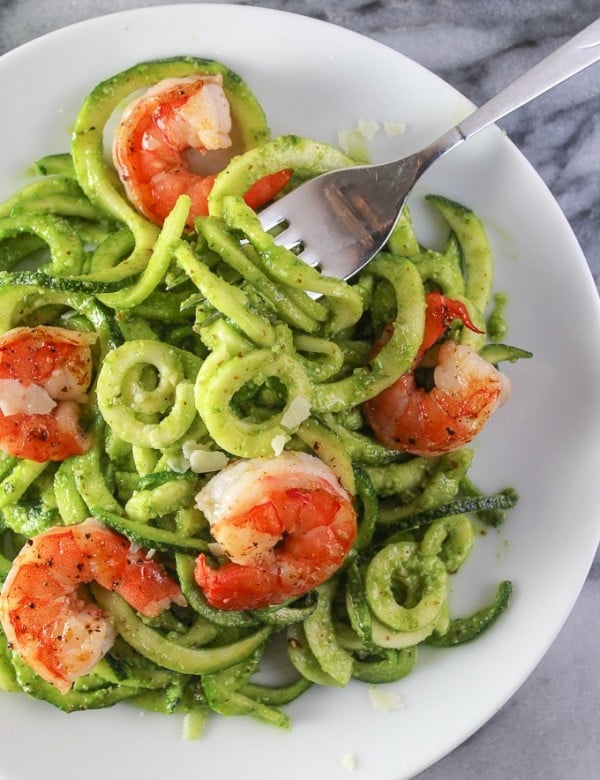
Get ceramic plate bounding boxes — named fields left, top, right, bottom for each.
left=0, top=5, right=599, bottom=780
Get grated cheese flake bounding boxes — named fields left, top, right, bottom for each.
left=368, top=685, right=404, bottom=713
left=166, top=455, right=188, bottom=474
left=188, top=449, right=229, bottom=474
left=341, top=753, right=357, bottom=771
left=357, top=118, right=381, bottom=140
left=270, top=434, right=289, bottom=456
left=383, top=120, right=407, bottom=137
left=281, top=395, right=311, bottom=430
left=172, top=440, right=229, bottom=474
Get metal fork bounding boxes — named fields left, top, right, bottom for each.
left=258, top=16, right=600, bottom=280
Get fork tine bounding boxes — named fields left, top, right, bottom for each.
left=256, top=201, right=287, bottom=233
left=257, top=199, right=319, bottom=266
left=255, top=160, right=412, bottom=279
left=290, top=245, right=321, bottom=269
left=266, top=227, right=322, bottom=269
left=267, top=224, right=304, bottom=252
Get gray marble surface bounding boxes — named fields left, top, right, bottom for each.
left=0, top=1, right=599, bottom=778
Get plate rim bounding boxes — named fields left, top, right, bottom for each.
left=0, top=5, right=599, bottom=780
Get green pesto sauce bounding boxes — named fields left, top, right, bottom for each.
left=487, top=292, right=508, bottom=341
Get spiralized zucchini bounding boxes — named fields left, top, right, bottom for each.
left=0, top=56, right=527, bottom=732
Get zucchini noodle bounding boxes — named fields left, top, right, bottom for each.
left=0, top=56, right=529, bottom=731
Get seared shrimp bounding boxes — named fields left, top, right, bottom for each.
left=194, top=452, right=357, bottom=610
left=0, top=326, right=95, bottom=462
left=419, top=292, right=482, bottom=358
left=363, top=293, right=510, bottom=456
left=0, top=518, right=185, bottom=693
left=113, top=76, right=291, bottom=226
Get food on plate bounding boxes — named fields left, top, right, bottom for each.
left=363, top=292, right=511, bottom=455
left=0, top=56, right=529, bottom=730
left=194, top=452, right=357, bottom=610
left=112, top=72, right=291, bottom=226
left=0, top=326, right=94, bottom=462
left=0, top=518, right=184, bottom=693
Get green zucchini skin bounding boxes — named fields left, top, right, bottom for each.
left=351, top=647, right=416, bottom=684
left=29, top=153, right=76, bottom=179
left=92, top=586, right=272, bottom=677
left=0, top=269, right=127, bottom=295
left=90, top=508, right=210, bottom=554
left=10, top=653, right=142, bottom=712
left=479, top=343, right=533, bottom=364
left=426, top=195, right=492, bottom=308
left=425, top=580, right=513, bottom=647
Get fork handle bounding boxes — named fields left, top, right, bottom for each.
left=419, top=16, right=600, bottom=166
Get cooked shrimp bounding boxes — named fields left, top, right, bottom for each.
left=194, top=452, right=357, bottom=610
left=419, top=292, right=482, bottom=358
left=363, top=293, right=511, bottom=456
left=0, top=326, right=95, bottom=462
left=0, top=518, right=185, bottom=693
left=113, top=75, right=292, bottom=226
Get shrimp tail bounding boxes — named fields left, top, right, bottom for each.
left=421, top=292, right=483, bottom=356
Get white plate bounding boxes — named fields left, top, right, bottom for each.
left=1, top=5, right=599, bottom=780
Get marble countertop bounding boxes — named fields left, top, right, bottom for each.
left=0, top=1, right=598, bottom=778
